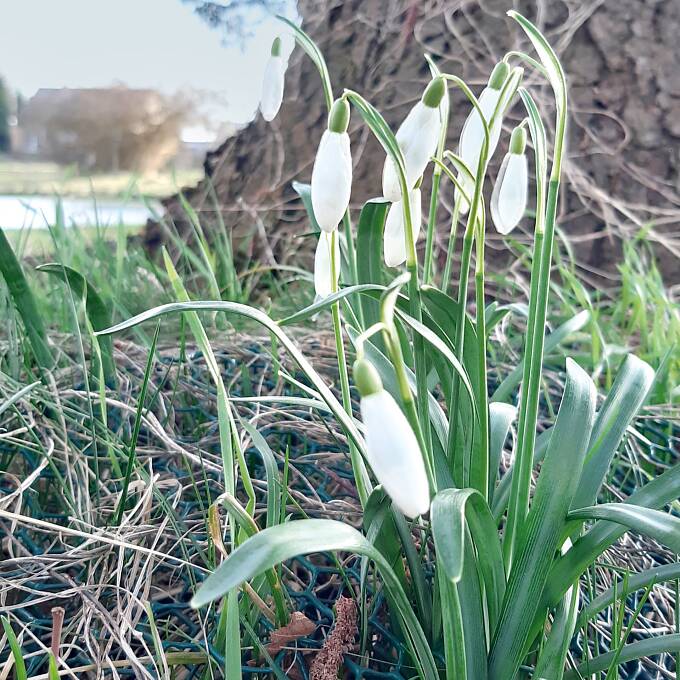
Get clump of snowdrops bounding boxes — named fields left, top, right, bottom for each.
left=98, top=11, right=680, bottom=680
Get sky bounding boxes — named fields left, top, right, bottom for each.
left=0, top=0, right=295, bottom=136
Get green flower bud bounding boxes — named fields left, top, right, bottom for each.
left=509, top=126, right=527, bottom=155
left=353, top=357, right=383, bottom=396
left=422, top=76, right=446, bottom=109
left=488, top=61, right=509, bottom=90
left=328, top=97, right=350, bottom=134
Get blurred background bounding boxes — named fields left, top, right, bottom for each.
left=1, top=0, right=679, bottom=283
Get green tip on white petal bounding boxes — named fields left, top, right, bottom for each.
left=509, top=126, right=527, bottom=155
left=271, top=37, right=282, bottom=57
left=328, top=97, right=350, bottom=133
left=422, top=76, right=446, bottom=108
left=488, top=61, right=509, bottom=90
left=353, top=358, right=383, bottom=396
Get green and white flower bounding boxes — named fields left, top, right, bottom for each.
left=354, top=358, right=430, bottom=518
left=381, top=77, right=445, bottom=202
left=260, top=37, right=285, bottom=122
left=456, top=61, right=509, bottom=213
left=311, top=98, right=352, bottom=233
left=313, top=230, right=339, bottom=299
left=491, top=126, right=528, bottom=234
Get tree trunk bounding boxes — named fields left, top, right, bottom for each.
left=146, top=0, right=680, bottom=284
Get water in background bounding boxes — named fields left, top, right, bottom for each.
left=0, top=195, right=160, bottom=230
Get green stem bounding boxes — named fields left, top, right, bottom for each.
left=472, top=262, right=489, bottom=501
left=342, top=209, right=364, bottom=327
left=446, top=231, right=474, bottom=485
left=423, top=168, right=442, bottom=285
left=330, top=229, right=371, bottom=506
left=400, top=176, right=435, bottom=485
left=442, top=201, right=461, bottom=295
left=504, top=182, right=559, bottom=567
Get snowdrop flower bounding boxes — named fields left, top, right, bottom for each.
left=456, top=61, right=509, bottom=213
left=383, top=187, right=421, bottom=267
left=260, top=37, right=285, bottom=122
left=313, top=230, right=340, bottom=299
left=491, top=126, right=528, bottom=234
left=382, top=77, right=445, bottom=202
left=354, top=358, right=430, bottom=518
left=311, top=98, right=352, bottom=233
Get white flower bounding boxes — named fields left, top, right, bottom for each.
left=381, top=78, right=445, bottom=202
left=455, top=62, right=509, bottom=214
left=360, top=389, right=430, bottom=517
left=311, top=130, right=352, bottom=233
left=260, top=38, right=285, bottom=122
left=383, top=188, right=421, bottom=267
left=491, top=152, right=528, bottom=235
left=313, top=230, right=339, bottom=299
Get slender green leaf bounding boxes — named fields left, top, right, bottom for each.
left=563, top=634, right=680, bottom=679
left=569, top=503, right=680, bottom=554
left=37, top=263, right=117, bottom=386
left=96, top=299, right=366, bottom=456
left=489, top=359, right=596, bottom=680
left=278, top=283, right=385, bottom=326
left=356, top=198, right=390, bottom=330
left=1, top=616, right=27, bottom=680
left=0, top=227, right=53, bottom=369
left=191, top=519, right=439, bottom=680
left=431, top=488, right=505, bottom=632
left=491, top=310, right=590, bottom=403
left=572, top=354, right=654, bottom=509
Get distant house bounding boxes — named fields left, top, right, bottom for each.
left=17, top=87, right=189, bottom=173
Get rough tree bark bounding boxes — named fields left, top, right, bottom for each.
left=146, top=0, right=680, bottom=284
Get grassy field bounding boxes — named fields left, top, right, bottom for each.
left=0, top=157, right=203, bottom=198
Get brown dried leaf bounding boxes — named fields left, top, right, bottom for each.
left=266, top=611, right=317, bottom=655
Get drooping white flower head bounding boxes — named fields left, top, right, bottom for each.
left=313, top=230, right=340, bottom=299
left=260, top=37, right=285, bottom=122
left=311, top=98, right=352, bottom=233
left=383, top=188, right=421, bottom=267
left=382, top=77, right=445, bottom=202
left=456, top=61, right=509, bottom=214
left=491, top=126, right=528, bottom=235
left=354, top=358, right=430, bottom=518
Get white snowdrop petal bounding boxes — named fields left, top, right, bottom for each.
left=360, top=390, right=430, bottom=518
left=260, top=56, right=285, bottom=122
left=381, top=102, right=441, bottom=201
left=311, top=131, right=352, bottom=233
left=456, top=87, right=503, bottom=213
left=313, top=231, right=340, bottom=299
left=491, top=153, right=528, bottom=235
left=383, top=189, right=421, bottom=268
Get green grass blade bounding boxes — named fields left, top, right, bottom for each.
left=113, top=321, right=160, bottom=526
left=0, top=227, right=53, bottom=369
left=291, top=181, right=322, bottom=233
left=278, top=283, right=385, bottom=326
left=191, top=519, right=439, bottom=680
left=577, top=561, right=680, bottom=628
left=37, top=262, right=117, bottom=386
left=491, top=310, right=590, bottom=403
left=563, top=634, right=680, bottom=679
left=1, top=616, right=27, bottom=680
left=489, top=359, right=596, bottom=679
left=95, top=300, right=366, bottom=455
